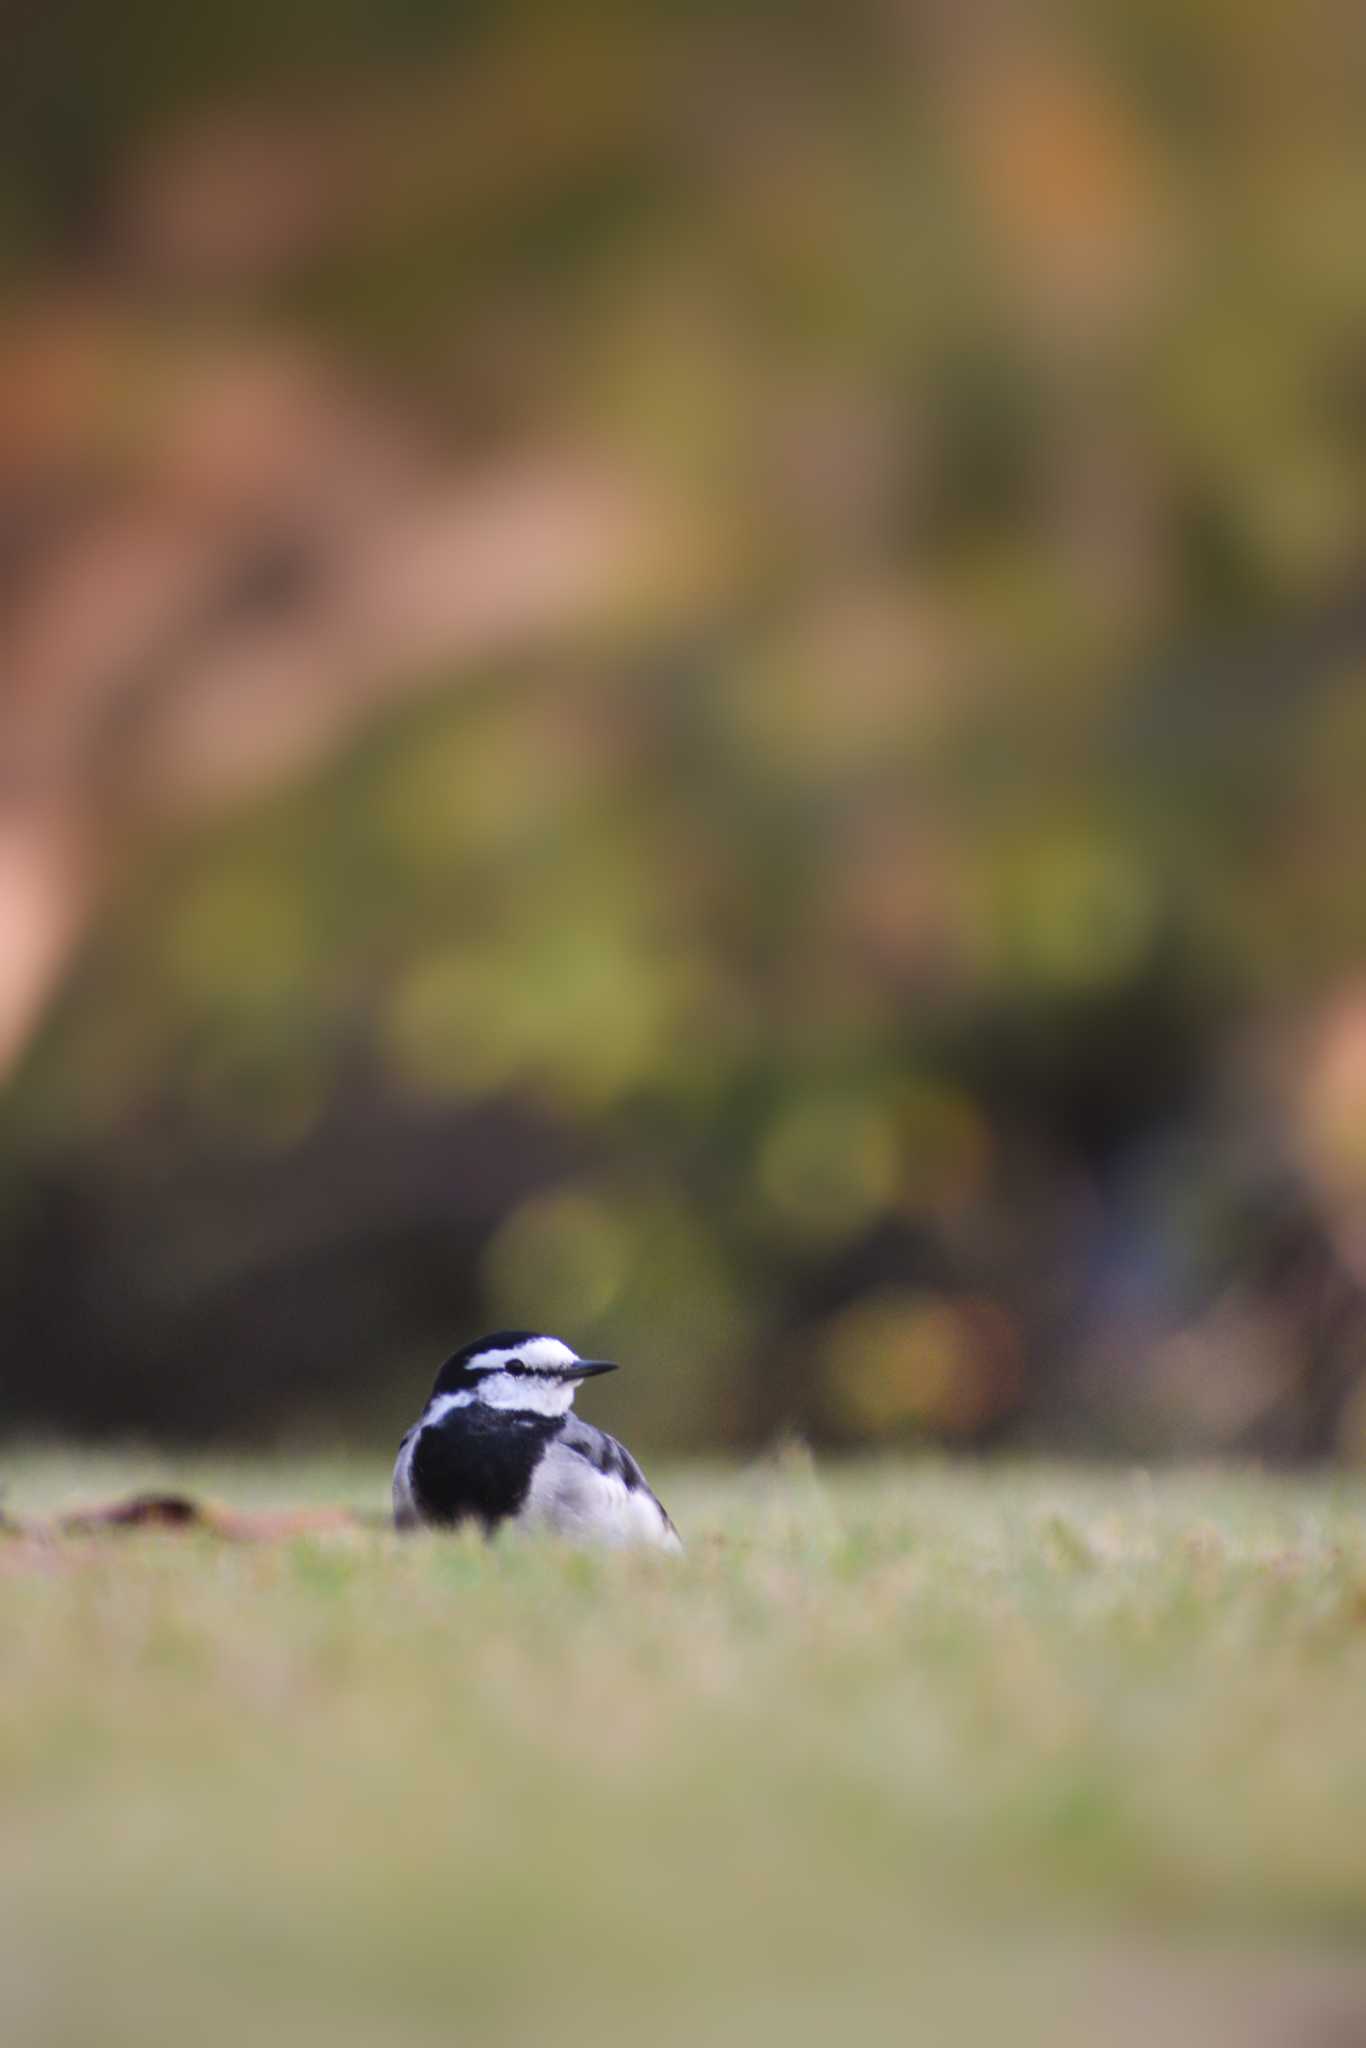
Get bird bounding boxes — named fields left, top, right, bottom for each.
left=392, top=1330, right=682, bottom=1550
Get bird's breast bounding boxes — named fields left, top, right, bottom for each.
left=405, top=1408, right=559, bottom=1531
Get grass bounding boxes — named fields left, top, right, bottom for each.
left=5, top=1449, right=1366, bottom=2046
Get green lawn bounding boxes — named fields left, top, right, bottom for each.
left=4, top=1450, right=1366, bottom=2046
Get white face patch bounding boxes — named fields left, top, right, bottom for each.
left=473, top=1371, right=578, bottom=1416
left=425, top=1376, right=578, bottom=1419
left=452, top=1337, right=584, bottom=1415
left=424, top=1337, right=585, bottom=1421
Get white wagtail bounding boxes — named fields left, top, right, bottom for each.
left=393, top=1330, right=681, bottom=1550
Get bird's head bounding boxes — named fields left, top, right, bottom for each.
left=430, top=1331, right=618, bottom=1418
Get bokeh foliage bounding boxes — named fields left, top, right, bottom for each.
left=3, top=0, right=1366, bottom=1449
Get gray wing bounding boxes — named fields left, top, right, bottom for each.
left=533, top=1414, right=681, bottom=1550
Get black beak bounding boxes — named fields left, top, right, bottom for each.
left=567, top=1359, right=618, bottom=1380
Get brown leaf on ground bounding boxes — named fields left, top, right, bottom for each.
left=1, top=1491, right=381, bottom=1546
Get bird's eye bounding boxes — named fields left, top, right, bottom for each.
left=505, top=1358, right=526, bottom=1375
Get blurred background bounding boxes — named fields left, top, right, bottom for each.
left=3, top=0, right=1366, bottom=1462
